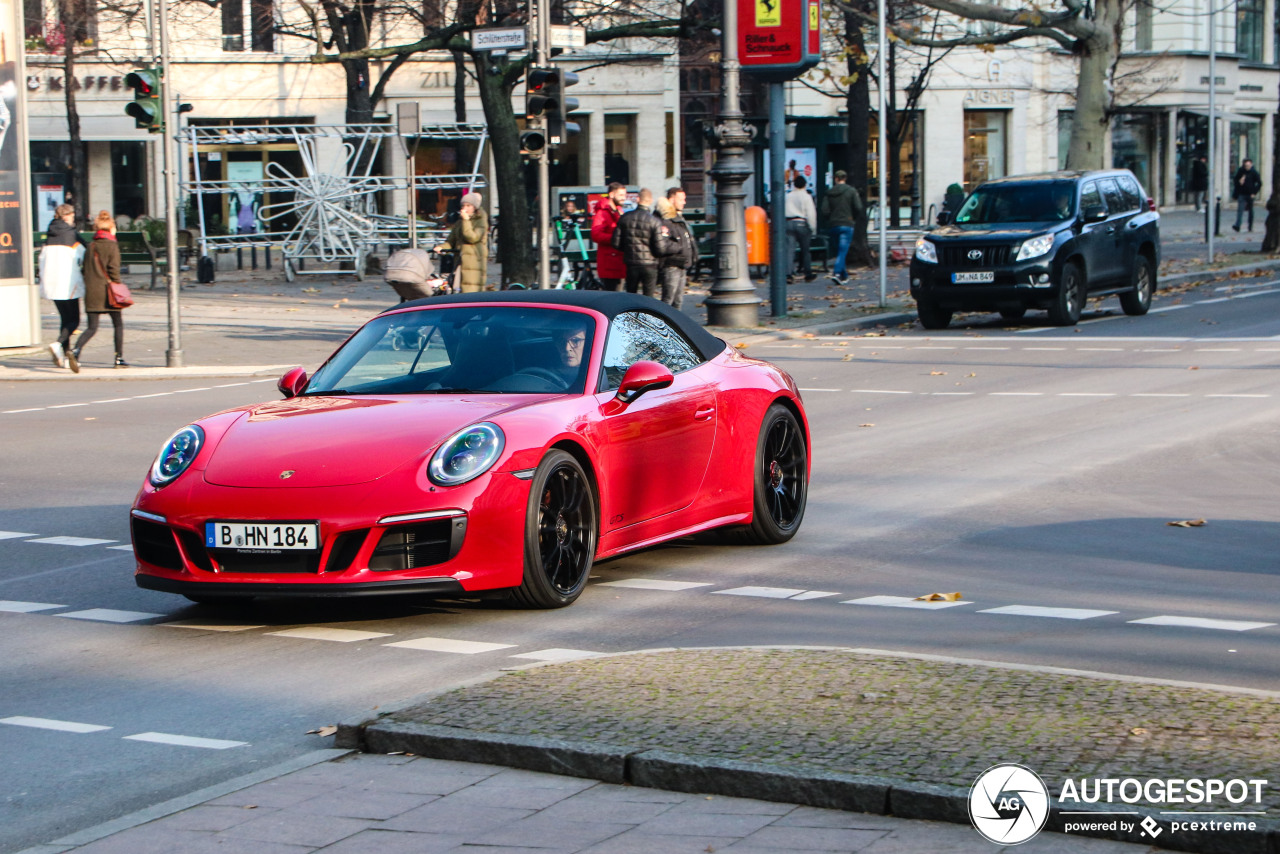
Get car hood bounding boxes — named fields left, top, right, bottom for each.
left=929, top=221, right=1067, bottom=240
left=202, top=395, right=519, bottom=488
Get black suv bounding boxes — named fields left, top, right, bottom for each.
left=909, top=170, right=1161, bottom=329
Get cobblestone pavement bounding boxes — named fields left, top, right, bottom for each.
left=388, top=648, right=1280, bottom=813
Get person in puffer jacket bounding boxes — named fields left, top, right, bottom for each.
left=611, top=188, right=663, bottom=298
left=655, top=189, right=695, bottom=309
left=38, top=204, right=85, bottom=372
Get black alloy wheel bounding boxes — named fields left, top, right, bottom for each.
left=745, top=405, right=808, bottom=545
left=513, top=449, right=597, bottom=608
left=1120, top=255, right=1154, bottom=316
left=1047, top=261, right=1084, bottom=326
left=917, top=299, right=953, bottom=330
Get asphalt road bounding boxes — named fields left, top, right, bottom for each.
left=1, top=279, right=1278, bottom=852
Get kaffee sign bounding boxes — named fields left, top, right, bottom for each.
left=739, top=0, right=820, bottom=82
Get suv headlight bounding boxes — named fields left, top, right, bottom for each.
left=914, top=237, right=937, bottom=263
left=150, top=425, right=205, bottom=487
left=1016, top=234, right=1055, bottom=262
left=428, top=422, right=505, bottom=486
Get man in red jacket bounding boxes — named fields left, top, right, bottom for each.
left=591, top=183, right=628, bottom=290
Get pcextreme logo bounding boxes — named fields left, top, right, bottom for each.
left=969, top=763, right=1050, bottom=845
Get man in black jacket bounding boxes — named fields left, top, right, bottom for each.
left=655, top=187, right=695, bottom=309
left=1232, top=158, right=1263, bottom=232
left=611, top=188, right=662, bottom=297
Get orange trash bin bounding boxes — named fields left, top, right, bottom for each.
left=745, top=205, right=769, bottom=265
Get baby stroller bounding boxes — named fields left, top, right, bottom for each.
left=384, top=247, right=451, bottom=303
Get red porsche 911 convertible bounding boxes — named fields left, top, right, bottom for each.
left=131, top=291, right=809, bottom=608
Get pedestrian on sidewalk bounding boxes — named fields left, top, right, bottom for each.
left=75, top=210, right=129, bottom=369
left=38, top=204, right=85, bottom=372
left=1232, top=159, right=1262, bottom=232
left=612, top=188, right=662, bottom=298
left=591, top=183, right=627, bottom=291
left=785, top=174, right=817, bottom=282
left=655, top=188, right=695, bottom=309
left=821, top=170, right=857, bottom=284
left=1190, top=155, right=1208, bottom=212
left=435, top=191, right=488, bottom=291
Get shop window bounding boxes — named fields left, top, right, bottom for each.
left=604, top=114, right=635, bottom=186
left=250, top=0, right=274, bottom=52
left=963, top=111, right=1006, bottom=189
left=1175, top=111, right=1208, bottom=205
left=1134, top=0, right=1153, bottom=51
left=1057, top=110, right=1073, bottom=170
left=1237, top=0, right=1263, bottom=62
left=222, top=0, right=244, bottom=51
left=1112, top=112, right=1157, bottom=193
left=683, top=99, right=707, bottom=161
left=1229, top=120, right=1261, bottom=172
left=111, top=142, right=147, bottom=219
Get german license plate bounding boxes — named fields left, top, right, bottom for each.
left=205, top=521, right=319, bottom=551
left=952, top=271, right=994, bottom=283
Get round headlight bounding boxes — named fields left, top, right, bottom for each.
left=149, top=425, right=205, bottom=487
left=427, top=422, right=505, bottom=486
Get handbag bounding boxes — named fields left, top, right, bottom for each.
left=91, top=244, right=134, bottom=309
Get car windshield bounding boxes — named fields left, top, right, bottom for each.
left=954, top=181, right=1077, bottom=224
left=305, top=306, right=596, bottom=396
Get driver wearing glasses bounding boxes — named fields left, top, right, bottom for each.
left=548, top=325, right=588, bottom=391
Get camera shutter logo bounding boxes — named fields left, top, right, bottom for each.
left=969, top=763, right=1050, bottom=845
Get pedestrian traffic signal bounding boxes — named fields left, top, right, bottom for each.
left=525, top=68, right=580, bottom=147
left=525, top=67, right=557, bottom=121
left=124, top=68, right=163, bottom=133
left=520, top=129, right=547, bottom=156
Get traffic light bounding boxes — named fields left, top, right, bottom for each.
left=525, top=68, right=580, bottom=147
left=124, top=68, right=163, bottom=133
left=520, top=129, right=547, bottom=156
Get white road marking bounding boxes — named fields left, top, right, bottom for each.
left=714, top=586, right=808, bottom=599
left=107, top=544, right=134, bottom=551
left=789, top=591, right=840, bottom=601
left=510, top=648, right=605, bottom=662
left=842, top=595, right=971, bottom=610
left=798, top=388, right=842, bottom=392
left=0, top=716, right=111, bottom=733
left=123, top=732, right=247, bottom=750
left=1196, top=348, right=1241, bottom=352
left=990, top=392, right=1043, bottom=396
left=384, top=637, right=515, bottom=654
left=47, top=403, right=89, bottom=409
left=0, top=600, right=65, bottom=613
left=3, top=408, right=43, bottom=413
left=1058, top=393, right=1116, bottom=397
left=598, top=579, right=714, bottom=591
left=132, top=392, right=174, bottom=398
left=1128, top=616, right=1276, bottom=632
left=913, top=346, right=955, bottom=350
left=931, top=392, right=974, bottom=396
left=1132, top=393, right=1190, bottom=398
left=26, top=536, right=117, bottom=547
left=1024, top=347, right=1066, bottom=351
left=966, top=346, right=1010, bottom=350
left=267, top=627, right=393, bottom=642
left=851, top=389, right=913, bottom=395
left=1077, top=348, right=1124, bottom=351
left=91, top=398, right=133, bottom=403
left=56, top=609, right=164, bottom=623
left=213, top=382, right=251, bottom=388
left=161, top=621, right=264, bottom=632
left=979, top=605, right=1118, bottom=620
left=1206, top=394, right=1270, bottom=398
left=1138, top=348, right=1183, bottom=352
left=174, top=388, right=212, bottom=393
left=0, top=531, right=36, bottom=540
left=1149, top=305, right=1190, bottom=313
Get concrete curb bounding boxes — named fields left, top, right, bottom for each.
left=339, top=710, right=1280, bottom=854
left=12, top=748, right=354, bottom=854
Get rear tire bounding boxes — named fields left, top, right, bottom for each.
left=511, top=450, right=597, bottom=608
left=743, top=405, right=808, bottom=545
left=1120, top=255, right=1153, bottom=316
left=917, top=300, right=953, bottom=330
left=1047, top=261, right=1084, bottom=326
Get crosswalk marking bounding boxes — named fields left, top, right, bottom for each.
left=56, top=609, right=163, bottom=623
left=0, top=716, right=111, bottom=733
left=107, top=544, right=134, bottom=552
left=510, top=648, right=604, bottom=662
left=267, top=627, right=392, bottom=642
left=979, top=605, right=1118, bottom=620
left=0, top=531, right=36, bottom=540
left=160, top=621, right=264, bottom=632
left=598, top=579, right=713, bottom=591
left=123, top=732, right=247, bottom=750
left=0, top=600, right=65, bottom=613
left=384, top=637, right=515, bottom=654
left=1128, top=616, right=1276, bottom=632
left=788, top=591, right=840, bottom=601
left=26, top=536, right=117, bottom=547
left=714, top=586, right=807, bottom=599
left=842, top=595, right=971, bottom=610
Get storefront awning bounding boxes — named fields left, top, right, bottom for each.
left=1180, top=108, right=1262, bottom=123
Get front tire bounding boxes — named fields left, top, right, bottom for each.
left=512, top=450, right=597, bottom=608
left=744, top=405, right=808, bottom=545
left=917, top=300, right=953, bottom=330
left=1120, top=255, right=1153, bottom=316
left=1047, top=261, right=1084, bottom=326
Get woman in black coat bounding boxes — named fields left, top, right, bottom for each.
left=74, top=210, right=128, bottom=368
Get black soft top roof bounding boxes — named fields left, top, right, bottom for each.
left=385, top=290, right=728, bottom=361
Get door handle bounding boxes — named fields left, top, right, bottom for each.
left=1105, top=227, right=1116, bottom=235
left=694, top=406, right=716, bottom=421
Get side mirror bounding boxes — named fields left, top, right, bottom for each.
left=277, top=366, right=308, bottom=398
left=615, top=360, right=673, bottom=404
left=1082, top=205, right=1108, bottom=224
left=936, top=211, right=951, bottom=226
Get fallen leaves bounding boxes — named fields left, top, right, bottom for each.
left=929, top=371, right=947, bottom=376
left=734, top=342, right=749, bottom=349
left=915, top=592, right=963, bottom=602
left=307, top=725, right=338, bottom=736
left=859, top=423, right=875, bottom=428
left=1167, top=519, right=1207, bottom=528
left=301, top=287, right=320, bottom=294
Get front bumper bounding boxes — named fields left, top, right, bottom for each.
left=910, top=258, right=1058, bottom=311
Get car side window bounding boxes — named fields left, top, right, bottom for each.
left=601, top=311, right=702, bottom=391
left=1118, top=176, right=1143, bottom=210
left=1098, top=178, right=1127, bottom=214
left=1081, top=182, right=1104, bottom=214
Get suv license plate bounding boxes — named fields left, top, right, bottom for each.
left=205, top=521, right=319, bottom=551
left=952, top=271, right=994, bottom=283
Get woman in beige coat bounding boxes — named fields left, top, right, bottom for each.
left=435, top=191, right=488, bottom=292
left=75, top=210, right=128, bottom=368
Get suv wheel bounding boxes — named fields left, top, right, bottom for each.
left=1119, top=255, right=1153, bottom=316
left=917, top=300, right=953, bottom=330
left=1047, top=261, right=1084, bottom=326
